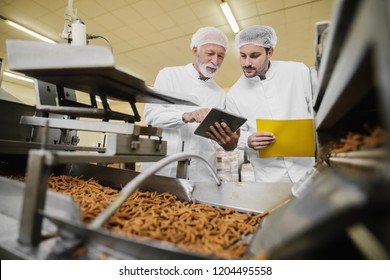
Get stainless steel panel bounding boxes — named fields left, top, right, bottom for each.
left=21, top=116, right=138, bottom=135
left=249, top=171, right=367, bottom=259
left=193, top=181, right=293, bottom=213
left=313, top=0, right=361, bottom=109
left=0, top=176, right=80, bottom=223
left=105, top=134, right=167, bottom=156
left=315, top=0, right=390, bottom=130
left=0, top=140, right=104, bottom=155
left=6, top=40, right=198, bottom=106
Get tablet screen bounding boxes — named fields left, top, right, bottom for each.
left=194, top=108, right=247, bottom=138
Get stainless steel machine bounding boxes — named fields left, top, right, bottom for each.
left=0, top=38, right=293, bottom=260
left=0, top=0, right=389, bottom=260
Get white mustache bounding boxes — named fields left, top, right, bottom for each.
left=199, top=62, right=219, bottom=77
left=206, top=63, right=218, bottom=70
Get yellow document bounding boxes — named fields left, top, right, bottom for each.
left=256, top=119, right=315, bottom=158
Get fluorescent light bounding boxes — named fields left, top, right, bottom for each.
left=4, top=71, right=35, bottom=83
left=5, top=19, right=56, bottom=44
left=220, top=1, right=240, bottom=34
left=96, top=96, right=110, bottom=104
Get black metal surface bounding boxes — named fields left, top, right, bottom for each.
left=0, top=100, right=35, bottom=142
left=13, top=67, right=197, bottom=106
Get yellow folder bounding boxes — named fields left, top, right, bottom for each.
left=256, top=119, right=315, bottom=158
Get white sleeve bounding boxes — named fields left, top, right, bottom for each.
left=143, top=69, right=186, bottom=128
left=226, top=92, right=251, bottom=150
left=144, top=104, right=186, bottom=128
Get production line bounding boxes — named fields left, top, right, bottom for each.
left=0, top=0, right=389, bottom=260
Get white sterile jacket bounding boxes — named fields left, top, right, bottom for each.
left=226, top=61, right=315, bottom=183
left=142, top=63, right=226, bottom=182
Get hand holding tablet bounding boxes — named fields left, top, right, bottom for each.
left=194, top=108, right=247, bottom=138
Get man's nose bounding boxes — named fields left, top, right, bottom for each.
left=210, top=54, right=218, bottom=65
left=243, top=57, right=252, bottom=67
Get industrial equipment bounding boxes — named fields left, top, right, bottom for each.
left=0, top=0, right=389, bottom=260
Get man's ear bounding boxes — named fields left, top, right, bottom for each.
left=192, top=46, right=198, bottom=56
left=268, top=47, right=274, bottom=58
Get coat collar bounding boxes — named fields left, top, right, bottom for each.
left=246, top=60, right=275, bottom=82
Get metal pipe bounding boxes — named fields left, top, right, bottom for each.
left=88, top=152, right=221, bottom=229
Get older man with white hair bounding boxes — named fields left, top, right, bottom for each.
left=142, top=27, right=238, bottom=182
left=226, top=25, right=315, bottom=183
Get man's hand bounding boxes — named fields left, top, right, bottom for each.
left=207, top=122, right=239, bottom=151
left=182, top=108, right=210, bottom=123
left=248, top=132, right=275, bottom=150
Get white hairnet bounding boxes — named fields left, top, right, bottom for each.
left=190, top=27, right=229, bottom=50
left=235, top=25, right=277, bottom=49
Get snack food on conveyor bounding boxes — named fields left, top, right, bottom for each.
left=106, top=190, right=267, bottom=259
left=330, top=125, right=388, bottom=154
left=8, top=175, right=267, bottom=259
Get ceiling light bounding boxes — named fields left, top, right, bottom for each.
left=220, top=0, right=240, bottom=34
left=4, top=18, right=56, bottom=44
left=95, top=96, right=110, bottom=104
left=4, top=71, right=35, bottom=83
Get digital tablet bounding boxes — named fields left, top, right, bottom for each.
left=194, top=108, right=247, bottom=138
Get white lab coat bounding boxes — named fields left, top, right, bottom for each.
left=226, top=61, right=315, bottom=183
left=142, top=63, right=226, bottom=182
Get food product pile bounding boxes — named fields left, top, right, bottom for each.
left=10, top=175, right=267, bottom=259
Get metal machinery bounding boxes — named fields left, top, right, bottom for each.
left=0, top=0, right=389, bottom=260
left=253, top=0, right=390, bottom=259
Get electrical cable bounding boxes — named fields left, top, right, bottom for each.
left=87, top=34, right=113, bottom=54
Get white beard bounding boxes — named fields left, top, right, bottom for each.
left=197, top=55, right=219, bottom=78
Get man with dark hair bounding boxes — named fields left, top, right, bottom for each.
left=226, top=25, right=315, bottom=183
